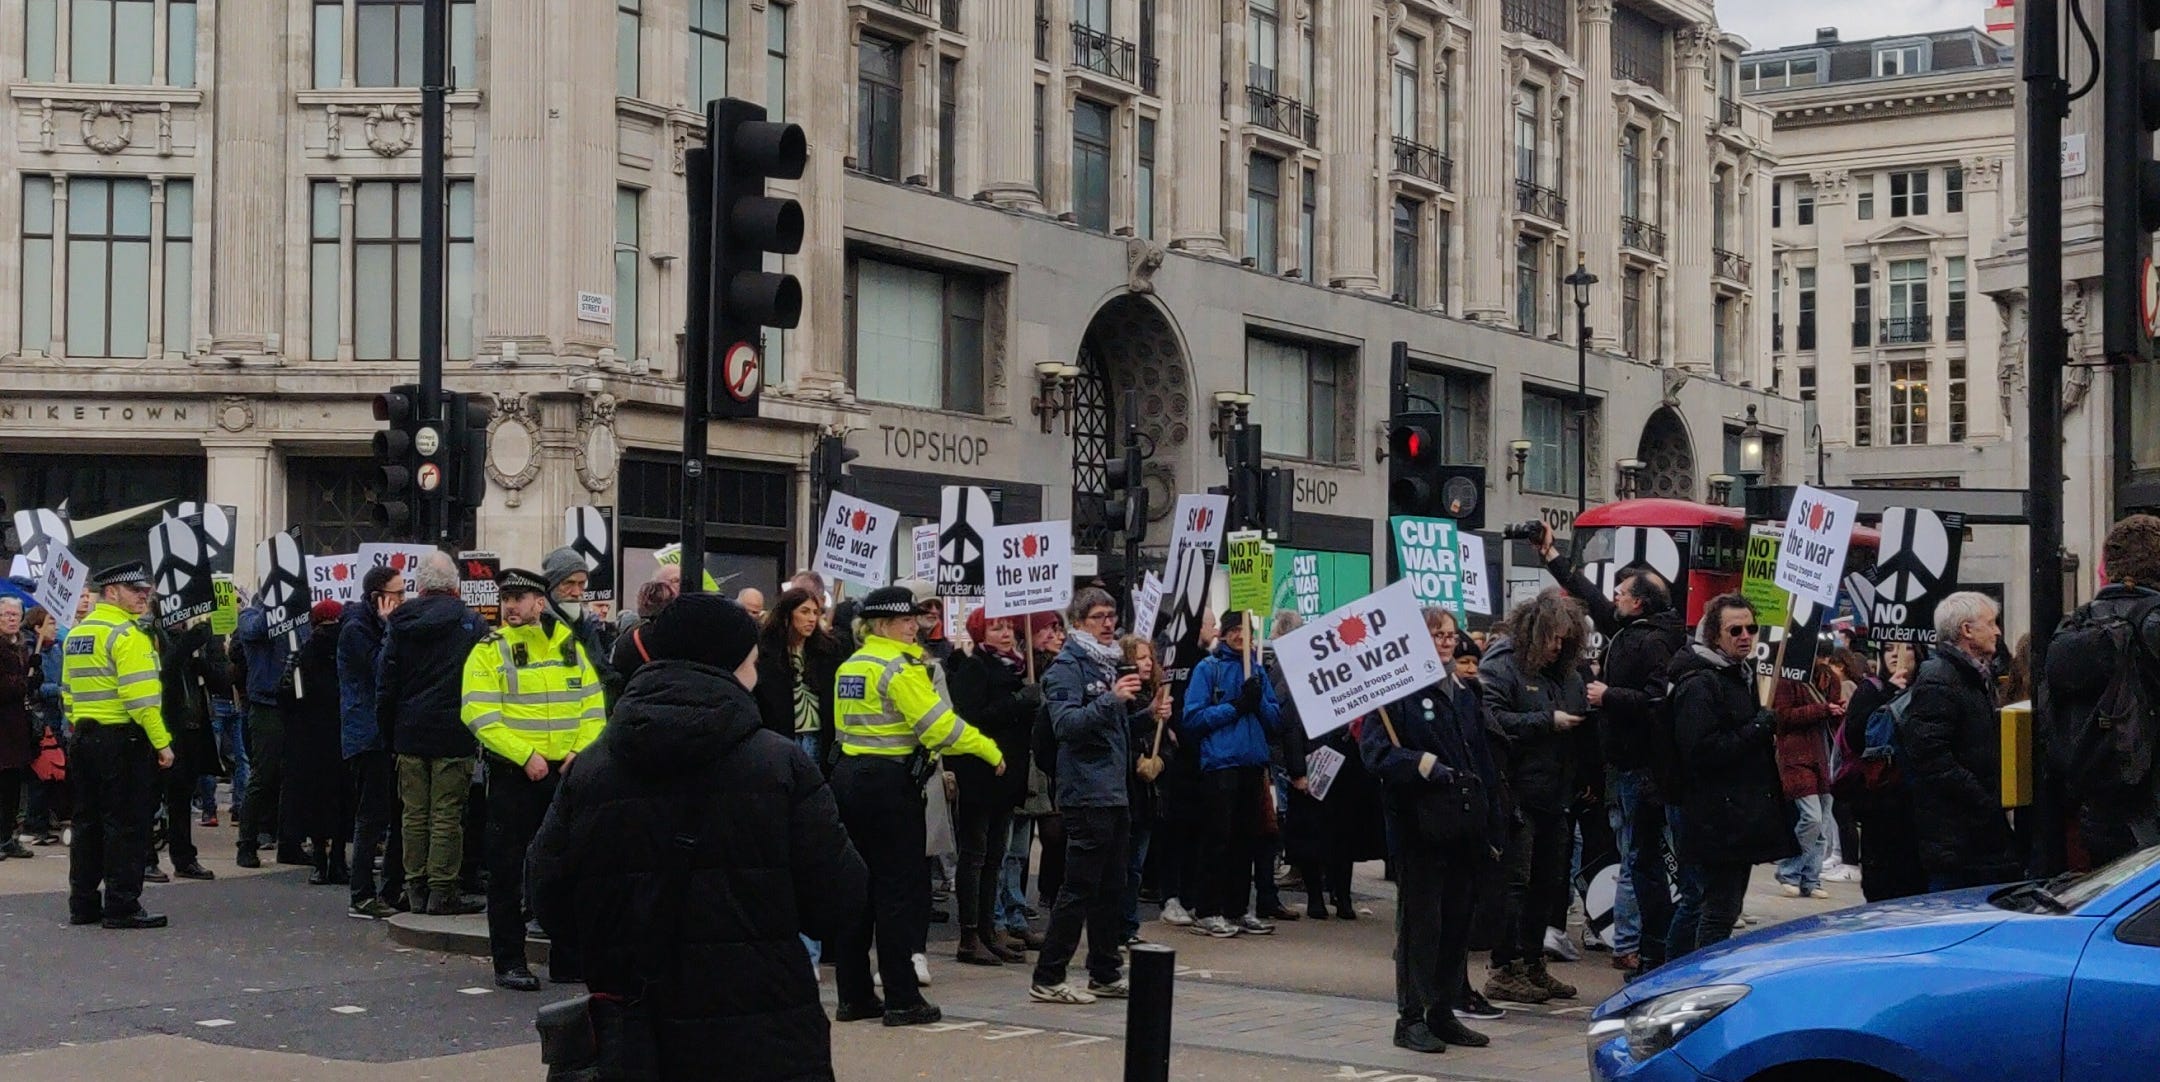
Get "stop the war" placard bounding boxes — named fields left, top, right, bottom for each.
left=1274, top=578, right=1447, bottom=738
left=984, top=520, right=1072, bottom=618
left=811, top=492, right=899, bottom=588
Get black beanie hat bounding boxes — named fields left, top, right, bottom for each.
left=640, top=593, right=760, bottom=673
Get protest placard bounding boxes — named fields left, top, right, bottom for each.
left=1303, top=744, right=1347, bottom=801
left=256, top=533, right=311, bottom=639
left=1869, top=506, right=1965, bottom=645
left=1226, top=531, right=1272, bottom=616
left=1740, top=524, right=1790, bottom=629
left=1132, top=571, right=1165, bottom=642
left=1274, top=578, right=1447, bottom=738
left=813, top=493, right=900, bottom=589
left=11, top=507, right=71, bottom=576
left=564, top=506, right=616, bottom=602
left=1274, top=549, right=1325, bottom=621
left=31, top=542, right=88, bottom=629
left=1457, top=533, right=1492, bottom=616
left=1774, top=484, right=1858, bottom=611
left=306, top=553, right=363, bottom=605
left=150, top=513, right=217, bottom=630
left=912, top=524, right=940, bottom=582
left=984, top=520, right=1073, bottom=618
left=210, top=575, right=240, bottom=636
left=173, top=502, right=238, bottom=574
left=1166, top=493, right=1229, bottom=567
left=460, top=551, right=501, bottom=626
left=1390, top=516, right=1464, bottom=616
left=357, top=543, right=435, bottom=577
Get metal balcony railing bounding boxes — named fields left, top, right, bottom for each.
left=1070, top=23, right=1141, bottom=85
left=1392, top=137, right=1453, bottom=189
left=1514, top=179, right=1566, bottom=222
left=1502, top=0, right=1569, bottom=47
left=1713, top=247, right=1750, bottom=284
left=939, top=0, right=959, bottom=30
left=872, top=0, right=934, bottom=18
left=1880, top=315, right=1932, bottom=344
left=1620, top=214, right=1665, bottom=255
left=1719, top=97, right=1741, bottom=127
left=1247, top=85, right=1317, bottom=143
left=1141, top=54, right=1159, bottom=94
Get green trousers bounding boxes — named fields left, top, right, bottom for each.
left=397, top=755, right=475, bottom=894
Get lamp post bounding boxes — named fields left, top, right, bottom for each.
left=1564, top=261, right=1598, bottom=521
left=1809, top=422, right=1825, bottom=486
left=1737, top=404, right=1764, bottom=514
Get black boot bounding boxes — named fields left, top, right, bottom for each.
left=307, top=842, right=332, bottom=886
left=235, top=845, right=261, bottom=869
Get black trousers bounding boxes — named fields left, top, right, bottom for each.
left=67, top=723, right=157, bottom=919
left=239, top=704, right=282, bottom=855
left=1196, top=766, right=1265, bottom=919
left=155, top=735, right=200, bottom=869
left=485, top=756, right=561, bottom=970
left=1300, top=857, right=1354, bottom=911
left=1695, top=860, right=1754, bottom=950
left=1395, top=829, right=1478, bottom=1026
left=831, top=756, right=929, bottom=1010
left=1034, top=812, right=1067, bottom=911
left=0, top=766, right=24, bottom=843
left=952, top=796, right=1013, bottom=934
left=1492, top=807, right=1569, bottom=968
left=350, top=750, right=405, bottom=905
left=1032, top=806, right=1129, bottom=988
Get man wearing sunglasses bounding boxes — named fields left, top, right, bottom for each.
left=1662, top=594, right=1797, bottom=957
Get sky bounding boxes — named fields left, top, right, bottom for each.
left=1718, top=0, right=1987, bottom=52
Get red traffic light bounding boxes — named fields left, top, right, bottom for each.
left=373, top=390, right=415, bottom=424
left=1391, top=424, right=1436, bottom=466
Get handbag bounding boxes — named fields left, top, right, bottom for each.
left=535, top=781, right=711, bottom=1081
left=1377, top=707, right=1485, bottom=850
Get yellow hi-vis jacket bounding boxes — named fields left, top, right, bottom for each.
left=61, top=602, right=172, bottom=749
left=833, top=634, right=1001, bottom=765
left=460, top=617, right=605, bottom=764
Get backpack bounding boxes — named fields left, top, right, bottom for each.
left=1830, top=675, right=1887, bottom=794
left=1862, top=686, right=1916, bottom=792
left=1032, top=696, right=1059, bottom=785
left=1646, top=667, right=1689, bottom=801
left=2042, top=596, right=2160, bottom=813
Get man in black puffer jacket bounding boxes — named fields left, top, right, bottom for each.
left=1537, top=526, right=1686, bottom=973
left=1666, top=594, right=1797, bottom=956
left=376, top=551, right=489, bottom=915
left=529, top=594, right=866, bottom=1082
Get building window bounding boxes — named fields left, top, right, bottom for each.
left=1437, top=53, right=1453, bottom=156
left=1949, top=356, right=1968, bottom=442
left=1137, top=117, right=1157, bottom=239
left=28, top=0, right=197, bottom=86
left=938, top=57, right=959, bottom=195
left=1874, top=43, right=1924, bottom=76
left=1405, top=365, right=1482, bottom=463
left=1514, top=87, right=1538, bottom=185
left=1392, top=198, right=1421, bottom=304
left=1247, top=0, right=1280, bottom=92
left=1515, top=235, right=1539, bottom=331
left=1945, top=165, right=1964, bottom=213
left=314, top=0, right=476, bottom=89
left=1852, top=263, right=1872, bottom=347
left=1392, top=33, right=1419, bottom=142
left=20, top=178, right=56, bottom=353
left=1246, top=335, right=1342, bottom=461
left=1621, top=126, right=1643, bottom=220
left=1298, top=166, right=1318, bottom=279
left=38, top=176, right=201, bottom=360
left=1889, top=169, right=1928, bottom=217
left=1854, top=363, right=1873, bottom=446
left=1435, top=208, right=1451, bottom=313
left=687, top=0, right=727, bottom=105
left=1888, top=359, right=1929, bottom=445
left=1072, top=99, right=1114, bottom=232
left=1771, top=182, right=1781, bottom=229
left=1797, top=183, right=1815, bottom=226
left=1888, top=258, right=1928, bottom=339
left=846, top=256, right=986, bottom=414
left=1712, top=169, right=1728, bottom=248
left=1610, top=6, right=1668, bottom=91
left=765, top=3, right=789, bottom=118
left=856, top=35, right=903, bottom=181
left=1855, top=183, right=1874, bottom=220
left=1740, top=55, right=1820, bottom=90
left=614, top=188, right=640, bottom=364
left=1247, top=153, right=1281, bottom=274
left=1947, top=255, right=1967, bottom=341
left=1714, top=297, right=1731, bottom=375
left=1033, top=83, right=1045, bottom=189
left=314, top=179, right=474, bottom=362
left=1797, top=266, right=1816, bottom=351
left=1522, top=390, right=1583, bottom=497
left=616, top=0, right=641, bottom=97
left=1622, top=267, right=1643, bottom=358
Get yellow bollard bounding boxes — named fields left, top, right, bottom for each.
left=2000, top=701, right=2033, bottom=809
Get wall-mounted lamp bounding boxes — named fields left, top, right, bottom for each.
left=1505, top=438, right=1534, bottom=493
left=1737, top=404, right=1765, bottom=485
left=1210, top=389, right=1256, bottom=445
left=1708, top=472, right=1737, bottom=507
left=1031, top=361, right=1083, bottom=434
left=1615, top=458, right=1646, bottom=501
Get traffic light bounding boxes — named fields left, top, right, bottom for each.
left=1105, top=392, right=1147, bottom=544
left=443, top=391, right=490, bottom=548
left=1260, top=465, right=1295, bottom=543
left=702, top=97, right=808, bottom=418
left=370, top=384, right=421, bottom=533
left=812, top=431, right=858, bottom=509
left=1388, top=410, right=1487, bottom=530
left=1226, top=424, right=1264, bottom=530
left=2102, top=0, right=2160, bottom=363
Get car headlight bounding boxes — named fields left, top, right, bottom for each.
left=1614, top=984, right=1751, bottom=1064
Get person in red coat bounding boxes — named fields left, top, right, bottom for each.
left=1771, top=660, right=1844, bottom=898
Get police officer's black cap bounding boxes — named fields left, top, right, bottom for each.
left=90, top=561, right=152, bottom=589
left=497, top=567, right=548, bottom=596
left=859, top=586, right=924, bottom=618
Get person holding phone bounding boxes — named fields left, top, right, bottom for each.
left=1118, top=635, right=1173, bottom=944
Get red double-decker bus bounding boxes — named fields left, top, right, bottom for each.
left=1570, top=498, right=1881, bottom=626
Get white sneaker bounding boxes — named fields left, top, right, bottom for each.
left=1236, top=914, right=1276, bottom=935
left=1542, top=927, right=1581, bottom=963
left=1190, top=916, right=1240, bottom=938
left=1822, top=864, right=1862, bottom=883
left=1029, top=982, right=1097, bottom=1005
left=912, top=953, right=932, bottom=987
left=1780, top=883, right=1803, bottom=898
left=1159, top=898, right=1194, bottom=926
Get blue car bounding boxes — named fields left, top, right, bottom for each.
left=1586, top=845, right=2160, bottom=1082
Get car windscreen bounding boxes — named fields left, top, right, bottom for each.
left=2059, top=845, right=2160, bottom=911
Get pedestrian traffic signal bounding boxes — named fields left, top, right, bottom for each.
left=814, top=431, right=858, bottom=506
left=370, top=384, right=421, bottom=533
left=1105, top=440, right=1147, bottom=541
left=1260, top=465, right=1295, bottom=544
left=2102, top=0, right=2160, bottom=363
left=444, top=391, right=490, bottom=548
left=701, top=97, right=807, bottom=418
left=1389, top=411, right=1486, bottom=530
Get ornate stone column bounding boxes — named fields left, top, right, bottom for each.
left=1326, top=0, right=1380, bottom=292
left=1460, top=0, right=1507, bottom=321
left=1168, top=0, right=1228, bottom=256
left=792, top=0, right=851, bottom=392
left=1577, top=0, right=1619, bottom=348
left=973, top=0, right=1042, bottom=208
left=1671, top=24, right=1717, bottom=372
left=207, top=0, right=286, bottom=363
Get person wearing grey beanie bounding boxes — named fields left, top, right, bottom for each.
left=541, top=546, right=619, bottom=706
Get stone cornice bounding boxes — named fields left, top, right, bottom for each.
left=1751, top=69, right=2016, bottom=129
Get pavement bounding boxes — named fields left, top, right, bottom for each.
left=0, top=804, right=1867, bottom=1081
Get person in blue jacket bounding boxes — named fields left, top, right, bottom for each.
left=1179, top=610, right=1282, bottom=939
left=338, top=565, right=405, bottom=918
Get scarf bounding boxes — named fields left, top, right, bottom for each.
left=1072, top=632, right=1123, bottom=670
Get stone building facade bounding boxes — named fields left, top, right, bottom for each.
left=0, top=0, right=1792, bottom=605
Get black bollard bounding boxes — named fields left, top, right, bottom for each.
left=1125, top=943, right=1176, bottom=1082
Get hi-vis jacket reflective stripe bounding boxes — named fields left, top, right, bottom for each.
left=61, top=602, right=172, bottom=750
left=832, top=634, right=1001, bottom=765
left=460, top=617, right=605, bottom=764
